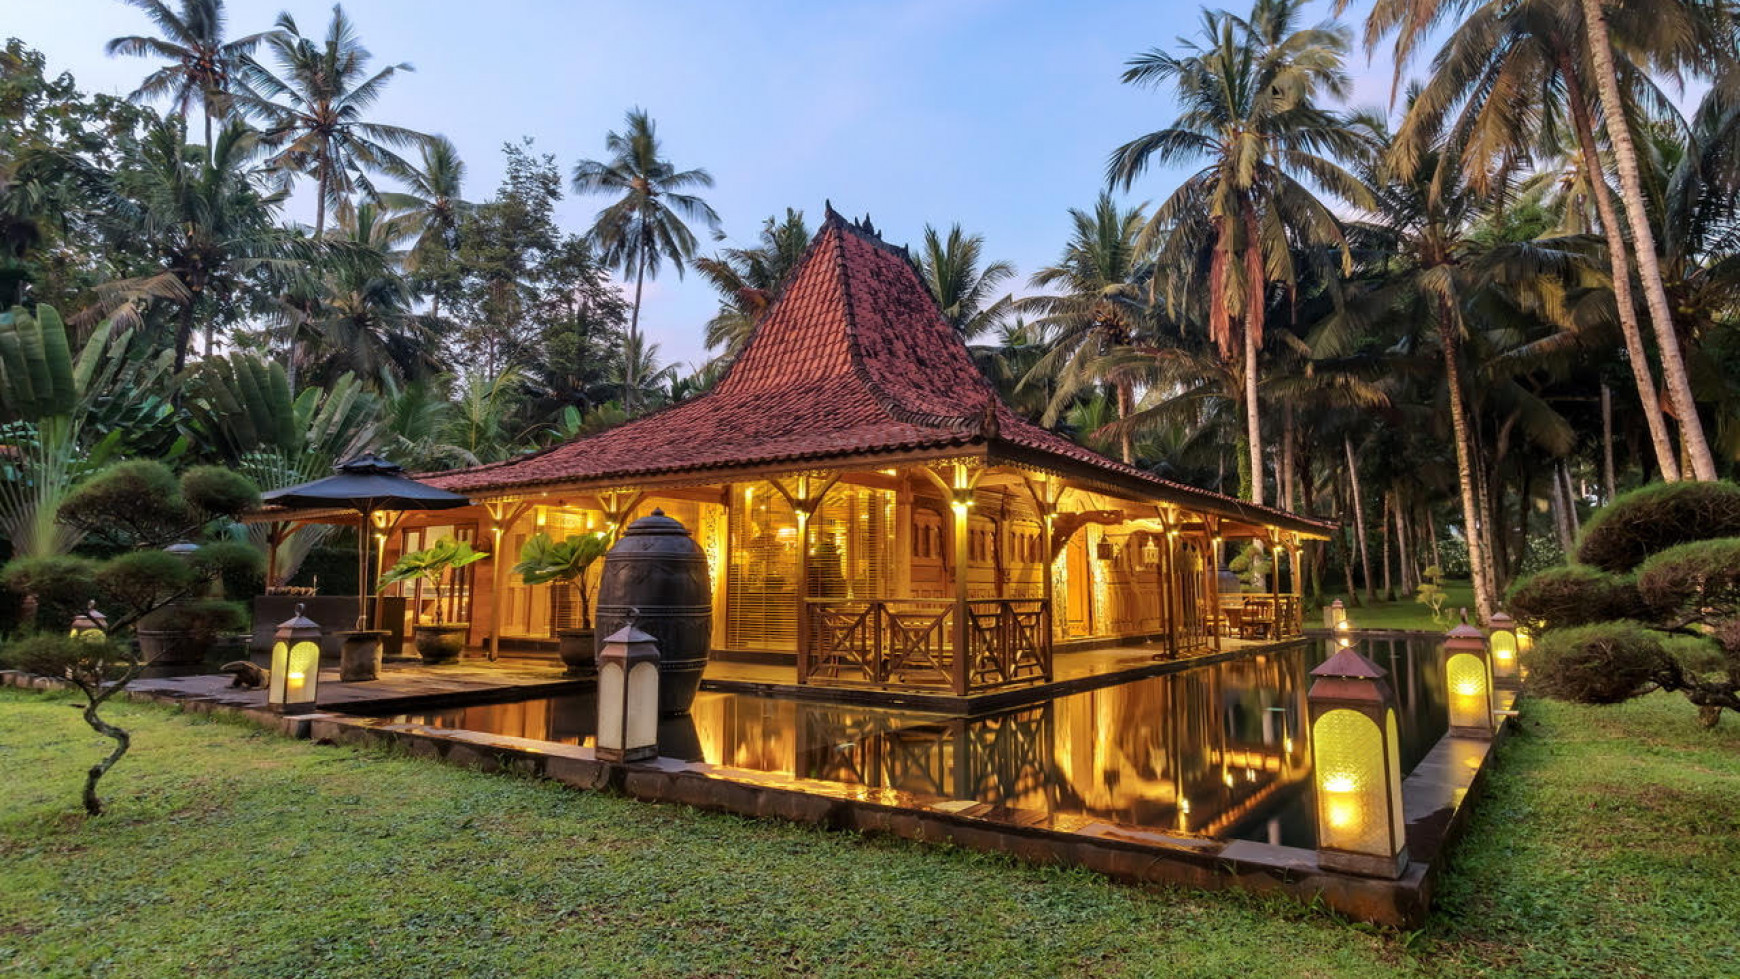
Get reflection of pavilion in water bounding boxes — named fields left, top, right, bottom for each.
left=690, top=647, right=1313, bottom=839
left=372, top=639, right=1440, bottom=841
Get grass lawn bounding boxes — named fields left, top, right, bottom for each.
left=1320, top=580, right=1478, bottom=633
left=1, top=688, right=1736, bottom=978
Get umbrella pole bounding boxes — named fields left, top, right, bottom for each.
left=357, top=506, right=372, bottom=631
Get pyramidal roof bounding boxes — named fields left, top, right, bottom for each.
left=424, top=207, right=1330, bottom=535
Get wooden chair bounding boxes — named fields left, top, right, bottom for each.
left=1239, top=598, right=1274, bottom=640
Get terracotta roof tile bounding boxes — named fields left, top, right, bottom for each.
left=423, top=208, right=1332, bottom=536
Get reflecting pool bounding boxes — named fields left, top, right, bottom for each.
left=363, top=637, right=1447, bottom=845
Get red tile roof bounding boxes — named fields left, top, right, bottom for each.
left=424, top=209, right=1332, bottom=537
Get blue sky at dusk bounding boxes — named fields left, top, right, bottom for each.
left=12, top=0, right=1402, bottom=369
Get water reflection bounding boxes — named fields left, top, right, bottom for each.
left=371, top=637, right=1446, bottom=845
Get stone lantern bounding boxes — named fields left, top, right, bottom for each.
left=596, top=617, right=660, bottom=762
left=69, top=601, right=108, bottom=642
left=1308, top=646, right=1408, bottom=879
left=268, top=604, right=323, bottom=714
left=1324, top=597, right=1348, bottom=631
left=1486, top=611, right=1521, bottom=686
left=1444, top=614, right=1496, bottom=738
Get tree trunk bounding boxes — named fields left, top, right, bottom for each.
left=1601, top=381, right=1617, bottom=501
left=1563, top=61, right=1680, bottom=480
left=1578, top=0, right=1717, bottom=480
left=1116, top=381, right=1135, bottom=464
left=1395, top=495, right=1414, bottom=595
left=1438, top=303, right=1497, bottom=619
left=79, top=684, right=131, bottom=816
left=1244, top=308, right=1264, bottom=506
left=1380, top=491, right=1394, bottom=601
left=174, top=301, right=195, bottom=374
left=1562, top=464, right=1582, bottom=538
left=1550, top=463, right=1576, bottom=554
left=1345, top=435, right=1375, bottom=603
left=1281, top=403, right=1297, bottom=512
left=626, top=250, right=647, bottom=411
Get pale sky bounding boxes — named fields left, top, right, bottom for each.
left=9, top=0, right=1401, bottom=370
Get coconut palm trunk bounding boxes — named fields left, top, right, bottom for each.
left=1437, top=300, right=1497, bottom=620
left=1344, top=434, right=1375, bottom=603
left=1562, top=60, right=1681, bottom=480
left=1578, top=0, right=1716, bottom=480
left=626, top=249, right=646, bottom=410
left=1244, top=309, right=1264, bottom=506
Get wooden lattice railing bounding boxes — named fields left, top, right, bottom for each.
left=802, top=598, right=1052, bottom=695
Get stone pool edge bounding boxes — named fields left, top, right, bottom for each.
left=1, top=668, right=1512, bottom=929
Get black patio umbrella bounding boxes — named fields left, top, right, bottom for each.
left=261, top=454, right=471, bottom=630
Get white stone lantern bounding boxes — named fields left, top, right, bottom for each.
left=596, top=617, right=660, bottom=762
left=268, top=604, right=323, bottom=714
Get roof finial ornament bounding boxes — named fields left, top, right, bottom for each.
left=824, top=199, right=841, bottom=223
left=978, top=400, right=999, bottom=440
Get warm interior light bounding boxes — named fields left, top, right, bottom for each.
left=1446, top=652, right=1492, bottom=731
left=1312, top=709, right=1388, bottom=855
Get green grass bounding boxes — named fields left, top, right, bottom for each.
left=1, top=688, right=1736, bottom=978
left=1321, top=580, right=1478, bottom=633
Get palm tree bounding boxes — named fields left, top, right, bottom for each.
left=1109, top=0, right=1373, bottom=504
left=1381, top=0, right=1691, bottom=480
left=1357, top=0, right=1732, bottom=479
left=1575, top=0, right=1727, bottom=480
left=382, top=134, right=471, bottom=323
left=695, top=208, right=811, bottom=362
left=1020, top=193, right=1152, bottom=462
left=302, top=202, right=439, bottom=386
left=915, top=224, right=1015, bottom=339
left=105, top=0, right=275, bottom=157
left=572, top=108, right=720, bottom=411
left=1351, top=111, right=1596, bottom=619
left=238, top=4, right=428, bottom=238
left=96, top=117, right=296, bottom=371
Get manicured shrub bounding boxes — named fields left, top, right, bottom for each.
left=1575, top=481, right=1740, bottom=573
left=1506, top=564, right=1650, bottom=630
left=1527, top=621, right=1675, bottom=705
left=1635, top=538, right=1740, bottom=625
left=0, top=554, right=100, bottom=629
left=180, top=466, right=261, bottom=518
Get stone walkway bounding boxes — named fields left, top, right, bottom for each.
left=130, top=660, right=585, bottom=713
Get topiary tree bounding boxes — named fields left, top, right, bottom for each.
left=0, top=461, right=262, bottom=815
left=1506, top=565, right=1652, bottom=631
left=1574, top=481, right=1740, bottom=573
left=1521, top=482, right=1740, bottom=728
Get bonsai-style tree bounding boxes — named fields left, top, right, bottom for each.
left=1510, top=481, right=1740, bottom=727
left=378, top=537, right=486, bottom=624
left=1229, top=543, right=1271, bottom=593
left=0, top=461, right=262, bottom=814
left=1415, top=564, right=1449, bottom=624
left=512, top=532, right=609, bottom=631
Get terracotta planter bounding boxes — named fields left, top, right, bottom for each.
left=413, top=623, right=469, bottom=664
left=556, top=627, right=596, bottom=677
left=339, top=630, right=388, bottom=681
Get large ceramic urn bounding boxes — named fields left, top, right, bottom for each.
left=593, top=509, right=712, bottom=716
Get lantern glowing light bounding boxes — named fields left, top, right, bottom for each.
left=1308, top=646, right=1407, bottom=879
left=268, top=604, right=323, bottom=714
left=69, top=601, right=108, bottom=642
left=596, top=616, right=661, bottom=762
left=1487, top=611, right=1520, bottom=685
left=1444, top=614, right=1496, bottom=738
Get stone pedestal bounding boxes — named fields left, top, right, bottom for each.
left=339, top=630, right=388, bottom=681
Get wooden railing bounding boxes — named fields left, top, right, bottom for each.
left=802, top=598, right=1052, bottom=695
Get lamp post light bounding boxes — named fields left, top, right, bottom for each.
left=596, top=616, right=661, bottom=763
left=1444, top=613, right=1496, bottom=738
left=1308, top=645, right=1408, bottom=879
left=268, top=604, right=323, bottom=714
left=69, top=601, right=108, bottom=642
left=1486, top=610, right=1521, bottom=687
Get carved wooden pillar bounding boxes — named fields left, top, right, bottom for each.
left=771, top=473, right=838, bottom=685
left=482, top=500, right=532, bottom=662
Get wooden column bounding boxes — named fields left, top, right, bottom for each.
left=483, top=500, right=532, bottom=662
left=771, top=474, right=839, bottom=685
left=922, top=462, right=982, bottom=696
left=1206, top=526, right=1223, bottom=651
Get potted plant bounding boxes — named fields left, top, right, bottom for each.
left=513, top=532, right=610, bottom=676
left=378, top=538, right=486, bottom=664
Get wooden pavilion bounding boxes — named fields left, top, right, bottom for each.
left=259, top=208, right=1332, bottom=698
